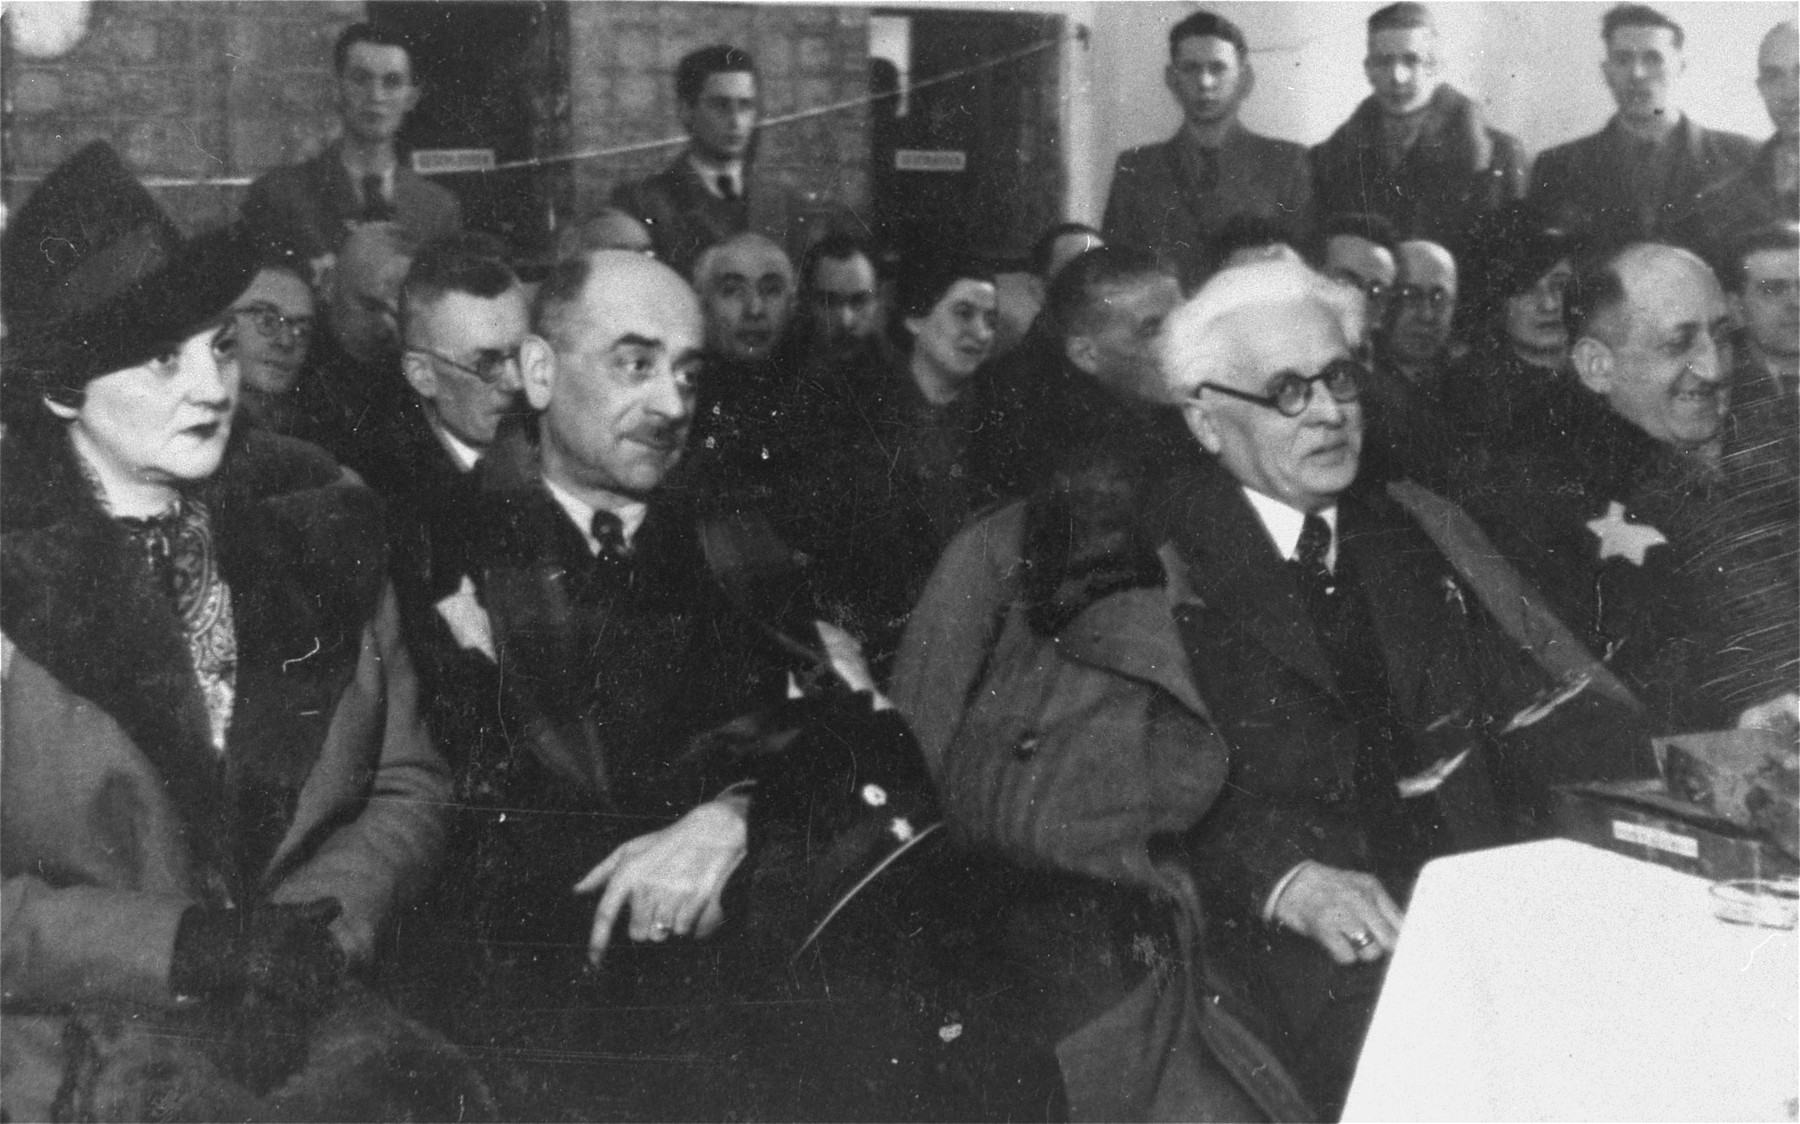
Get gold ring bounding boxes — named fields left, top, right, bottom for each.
left=1347, top=930, right=1374, bottom=950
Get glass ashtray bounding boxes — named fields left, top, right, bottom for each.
left=1710, top=878, right=1800, bottom=929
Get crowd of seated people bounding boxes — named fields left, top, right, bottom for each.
left=2, top=5, right=1795, bottom=1123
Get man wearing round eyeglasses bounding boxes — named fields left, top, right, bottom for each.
left=1167, top=259, right=1650, bottom=1115
left=894, top=258, right=1651, bottom=1118
left=230, top=256, right=319, bottom=439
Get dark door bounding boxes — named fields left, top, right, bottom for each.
left=870, top=9, right=1064, bottom=270
left=367, top=0, right=570, bottom=261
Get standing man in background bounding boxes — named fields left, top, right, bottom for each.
left=240, top=23, right=461, bottom=280
left=1311, top=3, right=1525, bottom=253
left=613, top=46, right=810, bottom=278
left=1532, top=4, right=1756, bottom=247
left=1676, top=20, right=1799, bottom=269
left=1103, top=10, right=1313, bottom=291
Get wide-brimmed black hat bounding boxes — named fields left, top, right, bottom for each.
left=1, top=141, right=254, bottom=421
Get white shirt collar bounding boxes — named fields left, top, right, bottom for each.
left=1241, top=487, right=1338, bottom=570
left=687, top=151, right=745, bottom=199
left=427, top=418, right=483, bottom=473
left=542, top=476, right=648, bottom=556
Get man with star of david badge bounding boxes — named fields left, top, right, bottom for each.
left=1467, top=240, right=1798, bottom=734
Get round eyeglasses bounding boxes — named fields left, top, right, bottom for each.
left=408, top=345, right=525, bottom=386
left=232, top=302, right=315, bottom=348
left=1197, top=358, right=1365, bottom=418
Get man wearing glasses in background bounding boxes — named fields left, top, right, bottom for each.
left=229, top=250, right=322, bottom=442
left=1361, top=237, right=1464, bottom=489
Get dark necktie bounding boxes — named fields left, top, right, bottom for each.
left=1291, top=510, right=1446, bottom=888
left=1293, top=511, right=1337, bottom=601
left=360, top=173, right=393, bottom=221
left=590, top=509, right=629, bottom=562
left=717, top=174, right=739, bottom=202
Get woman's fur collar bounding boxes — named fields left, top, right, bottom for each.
left=2, top=424, right=388, bottom=898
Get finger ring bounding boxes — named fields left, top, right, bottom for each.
left=652, top=922, right=671, bottom=935
left=1347, top=930, right=1374, bottom=950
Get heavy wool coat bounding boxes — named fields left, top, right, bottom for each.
left=0, top=426, right=451, bottom=1121
left=892, top=463, right=1314, bottom=1122
left=1311, top=85, right=1527, bottom=252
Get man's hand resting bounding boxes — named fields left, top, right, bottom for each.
left=573, top=796, right=750, bottom=967
left=1270, top=862, right=1405, bottom=965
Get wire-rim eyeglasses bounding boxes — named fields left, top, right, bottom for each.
left=407, top=345, right=526, bottom=386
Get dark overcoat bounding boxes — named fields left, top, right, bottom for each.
left=1310, top=85, right=1527, bottom=252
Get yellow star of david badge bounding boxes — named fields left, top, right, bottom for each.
left=1586, top=500, right=1668, bottom=566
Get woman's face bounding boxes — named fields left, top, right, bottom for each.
left=1506, top=258, right=1574, bottom=357
left=52, top=320, right=240, bottom=510
left=906, top=278, right=998, bottom=383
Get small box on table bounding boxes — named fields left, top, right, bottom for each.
left=1552, top=778, right=1799, bottom=882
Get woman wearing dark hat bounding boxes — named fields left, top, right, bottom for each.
left=1439, top=203, right=1585, bottom=466
left=1, top=142, right=488, bottom=1120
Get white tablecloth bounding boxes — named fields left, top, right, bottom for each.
left=1343, top=839, right=1798, bottom=1122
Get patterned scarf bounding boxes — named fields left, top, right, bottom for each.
left=117, top=497, right=237, bottom=752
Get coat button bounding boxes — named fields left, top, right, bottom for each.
left=1012, top=734, right=1040, bottom=761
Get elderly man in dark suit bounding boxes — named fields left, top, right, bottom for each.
left=1157, top=259, right=1651, bottom=1115
left=1102, top=10, right=1313, bottom=291
left=240, top=23, right=461, bottom=277
left=895, top=257, right=1652, bottom=1119
left=1532, top=4, right=1756, bottom=248
left=1312, top=3, right=1525, bottom=254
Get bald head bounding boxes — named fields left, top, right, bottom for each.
left=693, top=232, right=795, bottom=361
left=1759, top=21, right=1798, bottom=139
left=330, top=221, right=414, bottom=361
left=1570, top=243, right=1731, bottom=450
left=556, top=208, right=655, bottom=258
left=526, top=251, right=703, bottom=500
left=1390, top=239, right=1458, bottom=369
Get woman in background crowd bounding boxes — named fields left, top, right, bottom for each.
left=775, top=254, right=1000, bottom=671
left=1442, top=203, right=1584, bottom=474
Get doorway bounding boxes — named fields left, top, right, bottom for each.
left=367, top=0, right=570, bottom=260
left=868, top=8, right=1065, bottom=270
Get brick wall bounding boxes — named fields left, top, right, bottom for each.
left=3, top=2, right=872, bottom=238
left=3, top=1, right=359, bottom=233
left=566, top=2, right=871, bottom=222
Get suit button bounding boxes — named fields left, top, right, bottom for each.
left=1012, top=734, right=1040, bottom=762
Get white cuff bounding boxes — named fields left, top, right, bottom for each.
left=1262, top=860, right=1315, bottom=924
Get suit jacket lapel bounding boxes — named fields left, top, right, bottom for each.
left=1334, top=491, right=1439, bottom=720
left=1159, top=463, right=1339, bottom=696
